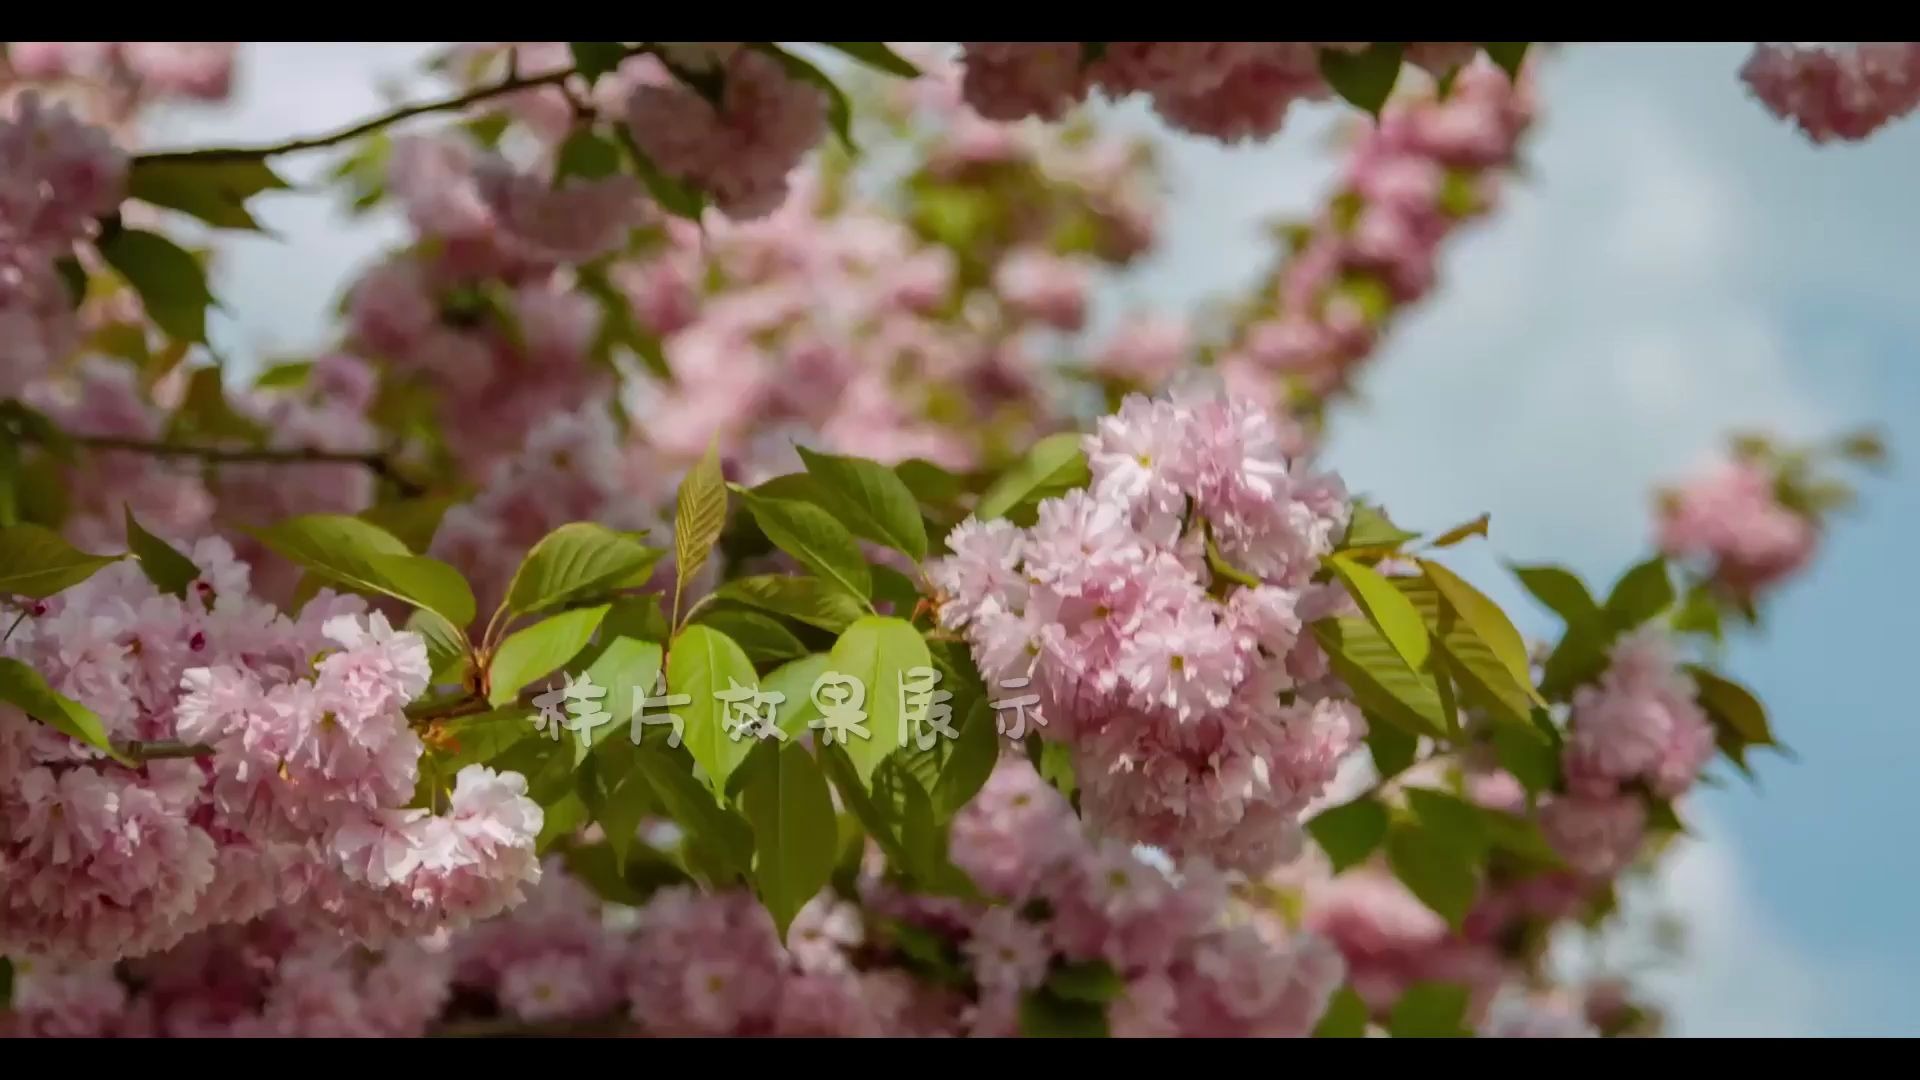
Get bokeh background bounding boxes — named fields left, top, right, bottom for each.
left=149, top=42, right=1918, bottom=1036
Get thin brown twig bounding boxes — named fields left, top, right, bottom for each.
left=55, top=433, right=427, bottom=499
left=133, top=45, right=646, bottom=165
left=120, top=739, right=213, bottom=761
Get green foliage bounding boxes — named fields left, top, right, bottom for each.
left=487, top=605, right=608, bottom=705
left=0, top=524, right=121, bottom=598
left=1312, top=617, right=1448, bottom=737
left=98, top=227, right=213, bottom=343
left=1492, top=722, right=1560, bottom=795
left=630, top=742, right=754, bottom=885
left=871, top=565, right=922, bottom=616
left=568, top=42, right=629, bottom=83
left=411, top=609, right=472, bottom=685
left=506, top=523, right=661, bottom=619
left=760, top=653, right=832, bottom=740
left=167, top=367, right=266, bottom=444
left=1313, top=986, right=1370, bottom=1038
left=1603, top=556, right=1675, bottom=632
left=555, top=128, right=624, bottom=181
left=1386, top=820, right=1478, bottom=930
left=1388, top=981, right=1470, bottom=1038
left=1427, top=513, right=1490, bottom=548
left=1307, top=796, right=1389, bottom=872
left=674, top=443, right=729, bottom=622
left=1318, top=43, right=1406, bottom=116
left=571, top=630, right=662, bottom=758
left=796, top=447, right=930, bottom=562
left=933, top=698, right=998, bottom=820
left=712, top=575, right=867, bottom=632
left=692, top=607, right=807, bottom=666
left=1325, top=554, right=1430, bottom=670
left=1048, top=959, right=1124, bottom=1003
left=124, top=506, right=199, bottom=597
left=1481, top=42, right=1531, bottom=80
left=1368, top=723, right=1418, bottom=779
left=561, top=838, right=687, bottom=905
left=736, top=488, right=873, bottom=601
left=596, top=760, right=658, bottom=874
left=1341, top=502, right=1421, bottom=550
left=1511, top=563, right=1603, bottom=629
left=752, top=45, right=855, bottom=151
left=820, top=743, right=913, bottom=870
left=975, top=432, right=1089, bottom=523
left=739, top=742, right=838, bottom=941
left=358, top=496, right=457, bottom=554
left=820, top=42, right=921, bottom=77
left=0, top=956, right=10, bottom=1010
left=1687, top=664, right=1778, bottom=770
left=126, top=157, right=289, bottom=231
left=255, top=514, right=475, bottom=628
left=826, top=615, right=933, bottom=786
left=667, top=624, right=760, bottom=794
left=0, top=658, right=127, bottom=763
left=1019, top=986, right=1109, bottom=1038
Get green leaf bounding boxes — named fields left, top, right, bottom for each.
left=739, top=742, right=838, bottom=941
left=123, top=506, right=199, bottom=597
left=623, top=132, right=706, bottom=220
left=1325, top=555, right=1431, bottom=671
left=357, top=496, right=457, bottom=554
left=1049, top=959, right=1124, bottom=1004
left=692, top=607, right=807, bottom=666
left=55, top=256, right=87, bottom=307
left=819, top=743, right=912, bottom=868
left=761, top=653, right=832, bottom=741
left=796, top=446, right=930, bottom=562
left=1603, top=557, right=1674, bottom=632
left=975, top=432, right=1089, bottom=522
left=1314, top=986, right=1370, bottom=1038
left=574, top=632, right=662, bottom=757
left=568, top=42, right=628, bottom=83
left=0, top=524, right=121, bottom=598
left=127, top=157, right=289, bottom=231
left=0, top=956, right=11, bottom=1010
left=1421, top=559, right=1545, bottom=708
left=167, top=366, right=265, bottom=443
left=1307, top=796, right=1390, bottom=872
left=98, top=227, right=213, bottom=343
left=1388, top=981, right=1470, bottom=1038
left=932, top=697, right=998, bottom=820
left=630, top=742, right=754, bottom=884
left=254, top=514, right=476, bottom=628
left=555, top=127, right=623, bottom=181
left=562, top=837, right=689, bottom=905
left=1686, top=665, right=1775, bottom=747
left=713, top=574, right=867, bottom=632
left=1207, top=535, right=1262, bottom=590
left=826, top=616, right=933, bottom=786
left=895, top=458, right=964, bottom=508
left=1511, top=563, right=1603, bottom=630
left=1342, top=502, right=1420, bottom=550
left=1386, top=821, right=1478, bottom=930
left=409, top=609, right=471, bottom=685
left=1492, top=723, right=1560, bottom=795
left=597, top=763, right=657, bottom=874
left=667, top=624, right=759, bottom=794
left=1313, top=617, right=1449, bottom=737
left=821, top=42, right=921, bottom=77
left=673, top=442, right=729, bottom=618
left=1318, top=42, right=1406, bottom=116
left=1019, top=987, right=1109, bottom=1038
left=0, top=657, right=127, bottom=763
left=1404, top=789, right=1491, bottom=860
left=536, top=789, right=588, bottom=852
left=1427, top=513, right=1490, bottom=548
left=871, top=564, right=922, bottom=616
left=506, top=522, right=661, bottom=618
left=1540, top=622, right=1610, bottom=698
left=1481, top=42, right=1530, bottom=80
left=1368, top=722, right=1418, bottom=779
left=737, top=489, right=873, bottom=601
left=1671, top=581, right=1724, bottom=641
left=487, top=605, right=609, bottom=706
left=1475, top=805, right=1564, bottom=866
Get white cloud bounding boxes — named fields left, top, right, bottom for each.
left=1550, top=815, right=1848, bottom=1037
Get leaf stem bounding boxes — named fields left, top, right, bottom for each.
left=44, top=433, right=426, bottom=498
left=133, top=45, right=648, bottom=165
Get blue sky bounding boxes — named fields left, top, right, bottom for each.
left=159, top=43, right=1918, bottom=1035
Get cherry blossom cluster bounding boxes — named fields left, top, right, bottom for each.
left=0, top=542, right=542, bottom=965
left=930, top=392, right=1364, bottom=873
left=957, top=42, right=1485, bottom=142
left=1741, top=42, right=1920, bottom=144
left=0, top=93, right=127, bottom=398
left=1218, top=55, right=1534, bottom=411
left=4, top=42, right=235, bottom=108
left=1656, top=454, right=1818, bottom=604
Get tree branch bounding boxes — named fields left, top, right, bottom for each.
left=57, top=433, right=427, bottom=499
left=120, top=739, right=212, bottom=761
left=134, top=45, right=647, bottom=165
